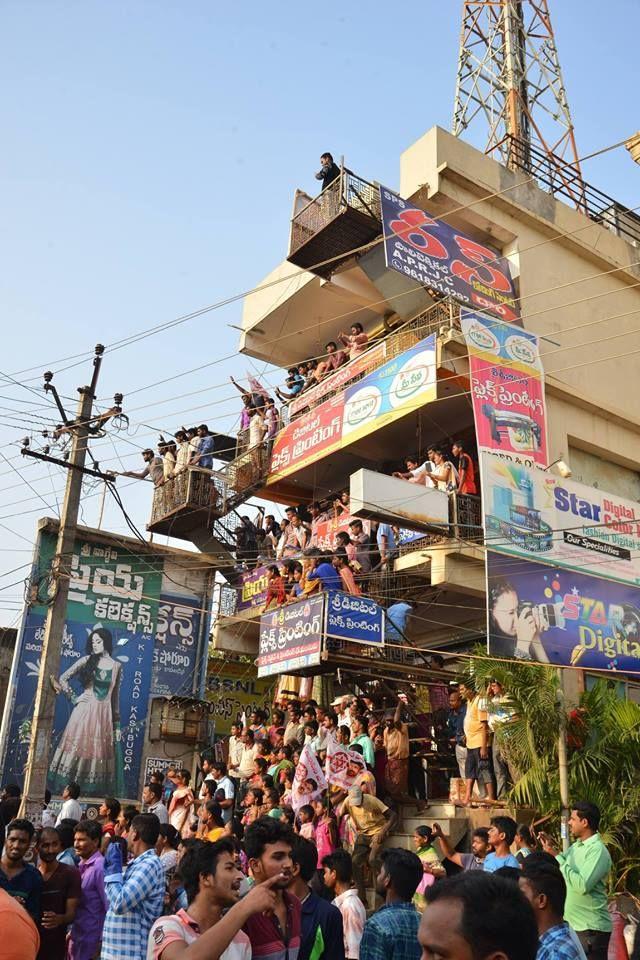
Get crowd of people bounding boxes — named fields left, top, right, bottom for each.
left=0, top=767, right=617, bottom=960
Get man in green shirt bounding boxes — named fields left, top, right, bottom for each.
left=539, top=801, right=611, bottom=960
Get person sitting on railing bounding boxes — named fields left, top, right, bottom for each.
left=338, top=322, right=369, bottom=360
left=119, top=448, right=165, bottom=486
left=275, top=367, right=305, bottom=405
left=298, top=358, right=320, bottom=394
left=332, top=550, right=361, bottom=596
left=315, top=152, right=340, bottom=192
left=451, top=440, right=477, bottom=495
left=263, top=565, right=287, bottom=612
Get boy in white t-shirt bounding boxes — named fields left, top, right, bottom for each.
left=147, top=837, right=282, bottom=960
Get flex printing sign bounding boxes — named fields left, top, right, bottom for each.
left=380, top=187, right=520, bottom=322
left=325, top=590, right=385, bottom=646
left=257, top=593, right=325, bottom=677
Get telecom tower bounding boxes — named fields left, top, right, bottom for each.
left=453, top=1, right=585, bottom=208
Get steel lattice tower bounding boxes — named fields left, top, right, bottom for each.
left=453, top=1, right=585, bottom=208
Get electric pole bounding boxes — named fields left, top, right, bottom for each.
left=19, top=345, right=121, bottom=820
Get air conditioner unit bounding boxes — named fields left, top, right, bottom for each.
left=159, top=701, right=208, bottom=743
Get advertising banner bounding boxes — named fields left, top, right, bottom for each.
left=269, top=334, right=437, bottom=483
left=205, top=661, right=274, bottom=733
left=312, top=514, right=371, bottom=551
left=380, top=186, right=520, bottom=323
left=1, top=526, right=213, bottom=801
left=236, top=565, right=271, bottom=613
left=487, top=551, right=640, bottom=671
left=325, top=591, right=385, bottom=646
left=289, top=341, right=387, bottom=418
left=461, top=310, right=548, bottom=468
left=482, top=453, right=640, bottom=586
left=258, top=593, right=325, bottom=677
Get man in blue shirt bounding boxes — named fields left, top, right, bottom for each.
left=376, top=523, right=397, bottom=567
left=483, top=817, right=521, bottom=873
left=195, top=424, right=216, bottom=470
left=519, top=853, right=587, bottom=960
left=384, top=602, right=413, bottom=644
left=289, top=836, right=345, bottom=960
left=360, top=848, right=422, bottom=960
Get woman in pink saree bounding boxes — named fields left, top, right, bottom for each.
left=50, top=626, right=123, bottom=795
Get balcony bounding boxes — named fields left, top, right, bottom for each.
left=147, top=468, right=228, bottom=540
left=288, top=169, right=382, bottom=278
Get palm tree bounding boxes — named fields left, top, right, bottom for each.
left=470, top=650, right=640, bottom=892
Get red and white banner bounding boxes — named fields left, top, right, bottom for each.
left=289, top=342, right=387, bottom=418
left=291, top=743, right=328, bottom=811
left=324, top=734, right=366, bottom=790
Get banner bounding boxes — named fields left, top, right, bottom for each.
left=269, top=334, right=436, bottom=483
left=325, top=591, right=385, bottom=646
left=325, top=734, right=367, bottom=789
left=289, top=341, right=387, bottom=418
left=205, top=661, right=274, bottom=734
left=487, top=551, right=640, bottom=671
left=236, top=565, right=271, bottom=613
left=461, top=310, right=548, bottom=468
left=312, top=514, right=370, bottom=550
left=291, top=743, right=327, bottom=810
left=1, top=526, right=213, bottom=801
left=483, top=454, right=640, bottom=586
left=258, top=593, right=325, bottom=677
left=380, top=187, right=520, bottom=323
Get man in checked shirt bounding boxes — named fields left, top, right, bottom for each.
left=101, top=813, right=164, bottom=960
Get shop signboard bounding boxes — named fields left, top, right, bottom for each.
left=236, top=565, right=271, bottom=613
left=487, top=551, right=640, bottom=671
left=205, top=660, right=274, bottom=733
left=482, top=453, right=640, bottom=586
left=325, top=591, right=385, bottom=646
left=461, top=310, right=548, bottom=468
left=380, top=186, right=520, bottom=322
left=257, top=594, right=325, bottom=677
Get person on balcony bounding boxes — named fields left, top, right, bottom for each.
left=392, top=455, right=436, bottom=487
left=315, top=152, right=340, bottom=191
left=332, top=549, right=361, bottom=596
left=305, top=549, right=342, bottom=592
left=339, top=322, right=369, bottom=360
left=451, top=440, right=477, bottom=495
left=263, top=566, right=287, bottom=612
left=119, top=448, right=164, bottom=486
left=325, top=340, right=347, bottom=372
left=333, top=489, right=350, bottom=517
left=193, top=424, right=216, bottom=470
left=185, top=425, right=201, bottom=464
left=307, top=500, right=327, bottom=545
left=174, top=429, right=190, bottom=473
left=275, top=368, right=305, bottom=406
left=428, top=448, right=459, bottom=492
left=348, top=519, right=372, bottom=574
left=264, top=398, right=279, bottom=455
left=158, top=437, right=177, bottom=481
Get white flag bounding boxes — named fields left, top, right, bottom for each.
left=291, top=743, right=327, bottom=811
left=324, top=734, right=366, bottom=790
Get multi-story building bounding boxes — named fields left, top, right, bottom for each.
left=149, top=125, right=640, bottom=705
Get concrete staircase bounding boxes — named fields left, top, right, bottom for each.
left=382, top=800, right=470, bottom=852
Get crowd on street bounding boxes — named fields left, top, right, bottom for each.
left=0, top=679, right=619, bottom=960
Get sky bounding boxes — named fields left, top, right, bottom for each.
left=0, top=0, right=638, bottom=625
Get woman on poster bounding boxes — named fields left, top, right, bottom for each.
left=49, top=625, right=124, bottom=795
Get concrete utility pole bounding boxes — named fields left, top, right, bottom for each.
left=20, top=347, right=105, bottom=821
left=557, top=668, right=571, bottom=853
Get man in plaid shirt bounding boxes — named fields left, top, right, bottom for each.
left=519, top=854, right=587, bottom=960
left=101, top=813, right=164, bottom=960
left=360, top=849, right=422, bottom=960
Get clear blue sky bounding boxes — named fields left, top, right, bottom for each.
left=0, top=1, right=638, bottom=623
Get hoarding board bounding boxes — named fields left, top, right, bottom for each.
left=236, top=565, right=271, bottom=613
left=205, top=660, right=274, bottom=733
left=325, top=591, right=385, bottom=646
left=461, top=310, right=548, bottom=468
left=487, top=551, right=640, bottom=671
left=258, top=594, right=325, bottom=677
left=269, top=334, right=436, bottom=483
left=312, top=514, right=371, bottom=551
left=380, top=186, right=520, bottom=322
left=1, top=525, right=212, bottom=800
left=482, top=453, right=640, bottom=586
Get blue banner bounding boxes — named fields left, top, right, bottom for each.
left=152, top=593, right=202, bottom=697
left=326, top=591, right=385, bottom=645
left=380, top=186, right=520, bottom=323
left=258, top=593, right=325, bottom=677
left=487, top=552, right=640, bottom=671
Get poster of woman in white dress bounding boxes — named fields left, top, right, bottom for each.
left=49, top=625, right=125, bottom=796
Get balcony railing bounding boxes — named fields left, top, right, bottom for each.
left=288, top=168, right=382, bottom=277
left=147, top=468, right=228, bottom=538
left=398, top=493, right=482, bottom=554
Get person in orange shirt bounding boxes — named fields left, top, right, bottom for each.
left=452, top=440, right=477, bottom=495
left=0, top=888, right=39, bottom=960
